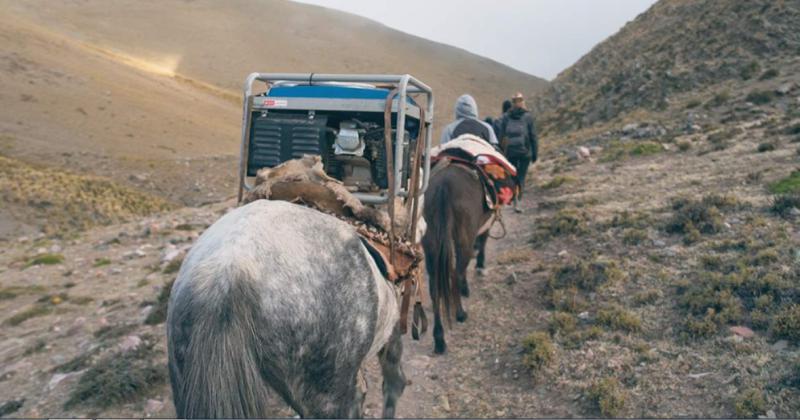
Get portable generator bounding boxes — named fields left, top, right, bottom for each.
left=237, top=73, right=434, bottom=207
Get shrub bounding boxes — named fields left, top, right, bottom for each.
left=549, top=287, right=587, bottom=313
left=770, top=193, right=800, bottom=218
left=162, top=255, right=184, bottom=274
left=562, top=326, right=603, bottom=349
left=93, top=258, right=111, bottom=267
left=601, top=141, right=663, bottom=162
left=772, top=304, right=800, bottom=343
left=785, top=123, right=800, bottom=136
left=64, top=337, right=166, bottom=409
left=665, top=197, right=724, bottom=236
left=634, top=289, right=662, bottom=305
left=759, top=68, right=779, bottom=80
left=705, top=91, right=730, bottom=108
left=496, top=248, right=535, bottom=265
left=746, top=90, right=775, bottom=105
left=757, top=142, right=776, bottom=153
left=521, top=332, right=555, bottom=371
left=3, top=304, right=52, bottom=326
left=734, top=388, right=765, bottom=418
left=144, top=278, right=175, bottom=325
left=685, top=310, right=719, bottom=338
left=587, top=377, right=626, bottom=417
left=549, top=312, right=578, bottom=335
left=768, top=170, right=800, bottom=194
left=622, top=228, right=648, bottom=245
left=678, top=140, right=692, bottom=151
left=739, top=61, right=761, bottom=80
left=609, top=210, right=652, bottom=229
left=24, top=253, right=64, bottom=268
left=597, top=304, right=642, bottom=332
left=541, top=209, right=588, bottom=238
left=751, top=248, right=779, bottom=266
left=541, top=176, right=576, bottom=190
left=549, top=259, right=624, bottom=293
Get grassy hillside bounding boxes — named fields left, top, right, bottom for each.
left=533, top=0, right=800, bottom=135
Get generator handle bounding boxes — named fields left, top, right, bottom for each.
left=238, top=73, right=434, bottom=204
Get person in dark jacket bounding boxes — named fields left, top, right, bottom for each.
left=499, top=92, right=538, bottom=213
left=491, top=99, right=512, bottom=138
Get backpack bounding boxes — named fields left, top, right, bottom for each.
left=452, top=118, right=492, bottom=143
left=503, top=116, right=528, bottom=157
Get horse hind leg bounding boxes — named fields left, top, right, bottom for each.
left=475, top=231, right=489, bottom=276
left=379, top=325, right=406, bottom=418
left=454, top=235, right=474, bottom=322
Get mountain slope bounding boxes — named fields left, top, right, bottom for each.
left=3, top=0, right=547, bottom=131
left=533, top=0, right=800, bottom=134
left=0, top=0, right=547, bottom=238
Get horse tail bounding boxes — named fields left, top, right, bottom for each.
left=169, top=266, right=271, bottom=419
left=429, top=181, right=456, bottom=326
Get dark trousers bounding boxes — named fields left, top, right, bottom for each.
left=508, top=155, right=531, bottom=198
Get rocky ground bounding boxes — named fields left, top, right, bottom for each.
left=1, top=92, right=798, bottom=417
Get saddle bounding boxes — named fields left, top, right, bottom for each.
left=243, top=155, right=427, bottom=338
left=432, top=134, right=518, bottom=209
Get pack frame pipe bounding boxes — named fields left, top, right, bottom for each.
left=237, top=73, right=434, bottom=205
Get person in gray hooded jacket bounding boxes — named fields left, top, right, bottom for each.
left=440, top=94, right=499, bottom=146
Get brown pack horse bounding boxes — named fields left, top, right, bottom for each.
left=422, top=161, right=495, bottom=354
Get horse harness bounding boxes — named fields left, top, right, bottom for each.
left=430, top=155, right=511, bottom=240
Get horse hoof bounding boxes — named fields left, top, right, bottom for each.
left=456, top=311, right=468, bottom=323
left=476, top=267, right=487, bottom=277
left=434, top=342, right=447, bottom=354
left=460, top=287, right=470, bottom=298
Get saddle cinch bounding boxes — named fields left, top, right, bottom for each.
left=431, top=134, right=519, bottom=210
left=243, top=155, right=428, bottom=339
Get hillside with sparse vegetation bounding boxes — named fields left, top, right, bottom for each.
left=1, top=0, right=799, bottom=418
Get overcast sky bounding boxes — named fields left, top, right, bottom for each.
left=291, top=0, right=658, bottom=80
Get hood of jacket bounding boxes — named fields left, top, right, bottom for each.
left=454, top=94, right=479, bottom=119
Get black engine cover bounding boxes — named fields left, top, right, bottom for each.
left=246, top=112, right=328, bottom=176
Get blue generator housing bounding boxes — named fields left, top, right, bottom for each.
left=239, top=74, right=434, bottom=206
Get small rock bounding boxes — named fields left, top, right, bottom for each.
left=688, top=372, right=711, bottom=379
left=48, top=371, right=81, bottom=391
left=505, top=272, right=517, bottom=285
left=789, top=207, right=800, bottom=217
left=18, top=236, right=29, bottom=243
left=776, top=83, right=795, bottom=95
left=767, top=409, right=776, bottom=419
left=439, top=395, right=450, bottom=412
left=140, top=305, right=153, bottom=321
left=577, top=146, right=591, bottom=160
left=111, top=267, right=122, bottom=275
left=578, top=311, right=590, bottom=320
left=622, top=123, right=639, bottom=134
left=119, top=335, right=142, bottom=352
left=36, top=247, right=47, bottom=254
left=145, top=399, right=164, bottom=414
left=653, top=239, right=667, bottom=247
left=730, top=326, right=755, bottom=338
left=130, top=173, right=149, bottom=182
left=50, top=244, right=62, bottom=253
left=557, top=249, right=569, bottom=257
left=771, top=340, right=788, bottom=351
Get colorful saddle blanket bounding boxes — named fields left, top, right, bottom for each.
left=431, top=134, right=518, bottom=208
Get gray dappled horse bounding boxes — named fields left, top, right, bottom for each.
left=422, top=162, right=494, bottom=354
left=167, top=200, right=406, bottom=418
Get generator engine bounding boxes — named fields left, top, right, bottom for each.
left=244, top=82, right=421, bottom=195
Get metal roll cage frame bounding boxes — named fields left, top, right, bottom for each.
left=237, top=73, right=434, bottom=205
